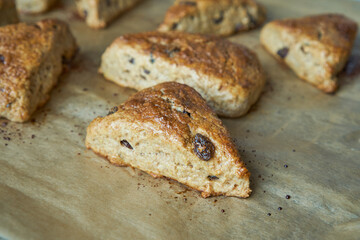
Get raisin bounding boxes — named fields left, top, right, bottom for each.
left=183, top=110, right=191, bottom=117
left=171, top=23, right=178, bottom=30
left=120, top=140, right=133, bottom=150
left=213, top=11, right=224, bottom=24
left=179, top=1, right=197, bottom=6
left=165, top=47, right=181, bottom=58
left=246, top=11, right=257, bottom=27
left=144, top=69, right=150, bottom=74
left=33, top=24, right=41, bottom=30
left=193, top=133, right=215, bottom=161
left=106, top=0, right=111, bottom=7
left=207, top=175, right=219, bottom=180
left=6, top=103, right=11, bottom=108
left=83, top=10, right=88, bottom=18
left=62, top=55, right=72, bottom=65
left=107, top=106, right=118, bottom=115
left=277, top=47, right=289, bottom=59
left=235, top=23, right=244, bottom=32
left=0, top=54, right=5, bottom=64
left=150, top=53, right=155, bottom=63
left=317, top=31, right=322, bottom=40
left=129, top=58, right=135, bottom=64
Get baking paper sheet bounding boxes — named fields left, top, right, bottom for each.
left=1, top=0, right=359, bottom=239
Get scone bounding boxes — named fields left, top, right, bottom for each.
left=158, top=0, right=266, bottom=36
left=16, top=0, right=58, bottom=13
left=260, top=14, right=358, bottom=93
left=0, top=19, right=78, bottom=122
left=75, top=0, right=143, bottom=29
left=86, top=82, right=251, bottom=198
left=100, top=31, right=266, bottom=117
left=0, top=0, right=19, bottom=26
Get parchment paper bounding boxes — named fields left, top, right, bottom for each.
left=1, top=0, right=359, bottom=239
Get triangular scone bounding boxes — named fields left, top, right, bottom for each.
left=76, top=0, right=143, bottom=29
left=16, top=0, right=58, bottom=14
left=0, top=0, right=18, bottom=27
left=158, top=0, right=266, bottom=36
left=0, top=19, right=78, bottom=122
left=100, top=31, right=266, bottom=117
left=86, top=82, right=251, bottom=198
left=260, top=14, right=358, bottom=93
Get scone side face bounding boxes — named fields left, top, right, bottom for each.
left=158, top=0, right=266, bottom=36
left=86, top=82, right=251, bottom=198
left=76, top=0, right=143, bottom=29
left=100, top=32, right=265, bottom=117
left=0, top=77, right=31, bottom=122
left=86, top=116, right=250, bottom=198
left=16, top=0, right=58, bottom=14
left=76, top=0, right=104, bottom=29
left=260, top=23, right=334, bottom=92
left=99, top=42, right=238, bottom=116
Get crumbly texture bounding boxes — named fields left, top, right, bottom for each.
left=16, top=0, right=58, bottom=13
left=260, top=14, right=358, bottom=93
left=0, top=19, right=78, bottom=122
left=75, top=0, right=143, bottom=29
left=0, top=0, right=19, bottom=26
left=158, top=0, right=266, bottom=36
left=100, top=31, right=265, bottom=117
left=86, top=82, right=251, bottom=198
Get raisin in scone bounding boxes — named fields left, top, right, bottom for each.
left=86, top=82, right=251, bottom=198
left=158, top=0, right=266, bottom=36
left=75, top=0, right=143, bottom=29
left=100, top=31, right=265, bottom=117
left=0, top=0, right=19, bottom=26
left=16, top=0, right=57, bottom=13
left=0, top=19, right=78, bottom=122
left=260, top=14, right=358, bottom=93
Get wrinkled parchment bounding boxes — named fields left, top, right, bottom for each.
left=1, top=0, right=359, bottom=239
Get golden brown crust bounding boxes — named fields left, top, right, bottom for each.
left=86, top=82, right=251, bottom=198
left=114, top=31, right=262, bottom=90
left=0, top=19, right=78, bottom=122
left=272, top=14, right=357, bottom=51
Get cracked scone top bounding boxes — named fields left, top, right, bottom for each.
left=100, top=31, right=266, bottom=117
left=260, top=14, right=358, bottom=93
left=0, top=19, right=78, bottom=122
left=86, top=82, right=251, bottom=198
left=158, top=0, right=266, bottom=36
